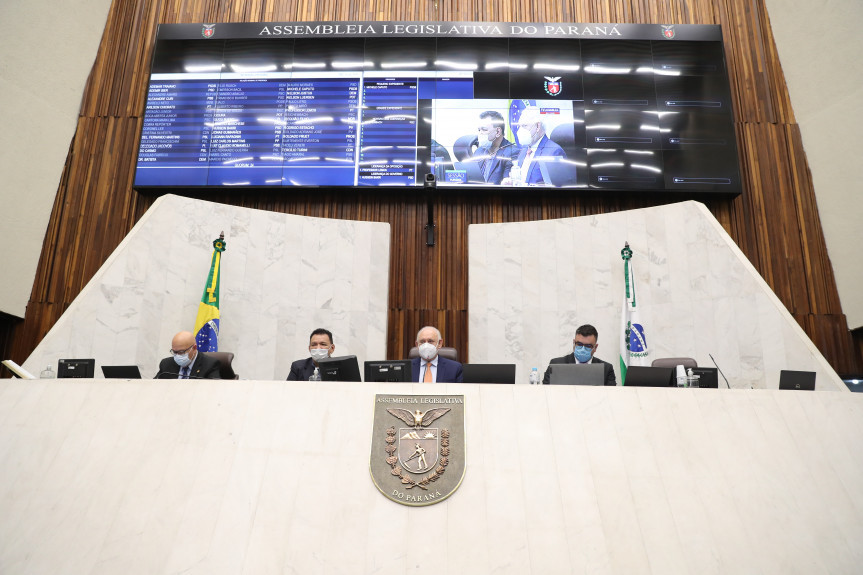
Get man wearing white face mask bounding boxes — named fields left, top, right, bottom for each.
left=287, top=328, right=335, bottom=381
left=410, top=326, right=463, bottom=383
left=155, top=330, right=222, bottom=379
left=473, top=110, right=519, bottom=185
left=505, top=106, right=566, bottom=185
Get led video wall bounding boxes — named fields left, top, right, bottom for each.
left=134, top=22, right=741, bottom=194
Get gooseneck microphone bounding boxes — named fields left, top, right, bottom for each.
left=708, top=354, right=731, bottom=389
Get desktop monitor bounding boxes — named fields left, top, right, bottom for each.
left=58, top=358, right=95, bottom=379
left=318, top=355, right=362, bottom=382
left=690, top=367, right=719, bottom=388
left=364, top=360, right=412, bottom=382
left=461, top=364, right=516, bottom=384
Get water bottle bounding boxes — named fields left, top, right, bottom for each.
left=40, top=365, right=56, bottom=379
left=309, top=367, right=321, bottom=382
left=510, top=164, right=522, bottom=186
left=529, top=367, right=540, bottom=385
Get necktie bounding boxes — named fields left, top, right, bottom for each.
left=180, top=366, right=190, bottom=379
left=524, top=148, right=534, bottom=182
left=424, top=361, right=433, bottom=383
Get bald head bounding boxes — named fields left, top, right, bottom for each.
left=171, top=331, right=197, bottom=360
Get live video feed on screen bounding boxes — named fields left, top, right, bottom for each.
left=133, top=27, right=740, bottom=194
left=430, top=99, right=584, bottom=188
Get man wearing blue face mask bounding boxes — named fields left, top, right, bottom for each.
left=542, top=324, right=616, bottom=385
left=287, top=328, right=335, bottom=381
left=156, top=330, right=222, bottom=379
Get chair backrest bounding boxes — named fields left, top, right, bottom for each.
left=203, top=351, right=238, bottom=379
left=452, top=134, right=478, bottom=162
left=550, top=123, right=575, bottom=151
left=408, top=346, right=459, bottom=362
left=651, top=357, right=697, bottom=369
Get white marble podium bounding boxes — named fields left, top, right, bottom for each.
left=1, top=379, right=861, bottom=574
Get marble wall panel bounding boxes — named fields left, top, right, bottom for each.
left=22, top=194, right=390, bottom=381
left=469, top=201, right=845, bottom=390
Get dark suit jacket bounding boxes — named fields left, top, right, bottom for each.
left=411, top=356, right=464, bottom=383
left=287, top=357, right=317, bottom=381
left=475, top=139, right=519, bottom=184
left=516, top=134, right=566, bottom=184
left=542, top=353, right=616, bottom=386
left=156, top=352, right=222, bottom=379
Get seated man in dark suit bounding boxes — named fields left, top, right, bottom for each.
left=411, top=326, right=463, bottom=383
left=542, top=324, right=616, bottom=385
left=473, top=110, right=520, bottom=185
left=156, top=330, right=221, bottom=379
left=287, top=328, right=335, bottom=381
left=503, top=106, right=566, bottom=186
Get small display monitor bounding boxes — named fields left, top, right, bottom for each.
left=58, top=358, right=96, bottom=379
left=690, top=367, right=719, bottom=388
left=778, top=370, right=816, bottom=391
left=364, top=360, right=412, bottom=382
left=317, top=355, right=362, bottom=382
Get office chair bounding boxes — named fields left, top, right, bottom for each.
left=408, top=347, right=459, bottom=362
left=651, top=357, right=697, bottom=369
left=202, top=351, right=239, bottom=379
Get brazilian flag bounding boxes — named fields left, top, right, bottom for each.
left=194, top=233, right=227, bottom=352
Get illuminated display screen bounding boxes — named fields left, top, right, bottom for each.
left=134, top=22, right=741, bottom=194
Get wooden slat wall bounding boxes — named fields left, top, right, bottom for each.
left=1, top=0, right=859, bottom=378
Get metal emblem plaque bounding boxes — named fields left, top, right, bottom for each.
left=370, top=394, right=465, bottom=506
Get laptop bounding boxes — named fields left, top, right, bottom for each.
left=462, top=364, right=516, bottom=384
left=779, top=370, right=816, bottom=390
left=101, top=365, right=143, bottom=379
left=549, top=363, right=605, bottom=386
left=690, top=367, right=719, bottom=388
left=624, top=366, right=674, bottom=387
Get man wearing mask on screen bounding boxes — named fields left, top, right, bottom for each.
left=473, top=110, right=519, bottom=185
left=503, top=106, right=566, bottom=186
left=156, top=330, right=222, bottom=379
left=287, top=328, right=335, bottom=381
left=542, top=324, right=616, bottom=385
left=411, top=326, right=463, bottom=383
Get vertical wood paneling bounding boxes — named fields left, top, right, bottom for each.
left=0, top=0, right=859, bottom=375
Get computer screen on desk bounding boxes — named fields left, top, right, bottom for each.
left=58, top=359, right=95, bottom=379
left=318, top=356, right=362, bottom=382
left=691, top=367, right=719, bottom=388
left=364, top=360, right=412, bottom=382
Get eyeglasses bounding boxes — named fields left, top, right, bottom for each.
left=574, top=343, right=595, bottom=350
left=170, top=344, right=194, bottom=356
